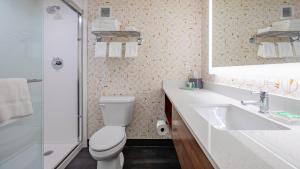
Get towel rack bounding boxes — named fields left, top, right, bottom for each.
left=27, top=79, right=42, bottom=83
left=92, top=31, right=143, bottom=45
left=249, top=31, right=300, bottom=44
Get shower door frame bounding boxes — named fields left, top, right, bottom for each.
left=54, top=0, right=84, bottom=168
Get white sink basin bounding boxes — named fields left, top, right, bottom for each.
left=194, top=105, right=289, bottom=130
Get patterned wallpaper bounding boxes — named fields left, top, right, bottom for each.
left=87, top=0, right=203, bottom=139
left=212, top=0, right=300, bottom=67
left=201, top=0, right=300, bottom=99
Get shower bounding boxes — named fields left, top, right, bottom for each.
left=43, top=0, right=83, bottom=168
left=0, top=0, right=84, bottom=169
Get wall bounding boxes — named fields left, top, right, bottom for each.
left=87, top=0, right=202, bottom=139
left=212, top=0, right=300, bottom=67
left=44, top=0, right=79, bottom=144
left=201, top=0, right=300, bottom=99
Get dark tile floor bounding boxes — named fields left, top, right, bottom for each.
left=66, top=140, right=181, bottom=169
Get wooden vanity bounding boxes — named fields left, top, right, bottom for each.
left=165, top=95, right=214, bottom=169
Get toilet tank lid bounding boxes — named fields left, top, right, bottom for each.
left=100, top=96, right=135, bottom=103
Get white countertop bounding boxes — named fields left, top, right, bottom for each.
left=163, top=81, right=300, bottom=169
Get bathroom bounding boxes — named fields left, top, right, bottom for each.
left=0, top=0, right=300, bottom=169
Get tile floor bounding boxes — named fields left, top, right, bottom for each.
left=66, top=139, right=181, bottom=169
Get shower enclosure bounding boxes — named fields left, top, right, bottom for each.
left=43, top=0, right=83, bottom=168
left=0, top=0, right=83, bottom=169
left=0, top=0, right=43, bottom=169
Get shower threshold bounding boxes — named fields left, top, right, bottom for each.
left=44, top=143, right=78, bottom=169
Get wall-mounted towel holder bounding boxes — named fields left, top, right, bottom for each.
left=92, top=31, right=143, bottom=45
left=249, top=30, right=300, bottom=45
left=27, top=79, right=42, bottom=83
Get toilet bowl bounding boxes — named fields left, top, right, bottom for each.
left=89, top=96, right=135, bottom=169
left=89, top=126, right=126, bottom=169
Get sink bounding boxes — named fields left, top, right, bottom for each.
left=194, top=105, right=289, bottom=130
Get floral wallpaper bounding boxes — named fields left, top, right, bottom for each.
left=87, top=0, right=203, bottom=139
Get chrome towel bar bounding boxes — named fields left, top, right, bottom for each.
left=27, top=79, right=42, bottom=83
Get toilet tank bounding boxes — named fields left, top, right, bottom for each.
left=99, top=96, right=135, bottom=126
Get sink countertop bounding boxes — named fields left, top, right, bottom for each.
left=163, top=80, right=300, bottom=169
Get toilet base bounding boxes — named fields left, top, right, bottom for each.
left=97, top=152, right=124, bottom=169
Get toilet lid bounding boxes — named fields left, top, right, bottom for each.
left=90, top=126, right=126, bottom=152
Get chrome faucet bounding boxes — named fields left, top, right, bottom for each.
left=241, top=91, right=269, bottom=113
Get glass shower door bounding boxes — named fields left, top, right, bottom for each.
left=0, top=0, right=43, bottom=169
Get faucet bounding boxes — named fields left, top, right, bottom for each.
left=241, top=91, right=269, bottom=113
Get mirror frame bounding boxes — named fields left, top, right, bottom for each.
left=208, top=0, right=300, bottom=79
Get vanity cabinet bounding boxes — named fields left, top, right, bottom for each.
left=166, top=95, right=214, bottom=169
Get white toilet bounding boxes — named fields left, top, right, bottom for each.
left=89, top=96, right=135, bottom=169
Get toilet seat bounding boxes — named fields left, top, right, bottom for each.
left=90, top=126, right=126, bottom=152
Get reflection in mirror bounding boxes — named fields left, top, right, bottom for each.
left=212, top=0, right=300, bottom=67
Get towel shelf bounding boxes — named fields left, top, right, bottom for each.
left=27, top=79, right=42, bottom=83
left=250, top=30, right=300, bottom=44
left=92, top=31, right=143, bottom=45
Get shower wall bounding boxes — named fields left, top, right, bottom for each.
left=43, top=0, right=79, bottom=144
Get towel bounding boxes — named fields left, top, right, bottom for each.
left=258, top=42, right=277, bottom=58
left=92, top=18, right=120, bottom=31
left=277, top=42, right=294, bottom=58
left=257, top=44, right=263, bottom=57
left=272, top=19, right=300, bottom=30
left=95, top=42, right=107, bottom=58
left=0, top=78, right=33, bottom=123
left=293, top=41, right=300, bottom=56
left=125, top=42, right=138, bottom=58
left=109, top=42, right=122, bottom=58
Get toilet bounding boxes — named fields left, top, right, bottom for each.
left=89, top=96, right=135, bottom=169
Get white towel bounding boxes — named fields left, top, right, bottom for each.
left=257, top=44, right=263, bottom=57
left=0, top=78, right=33, bottom=123
left=258, top=42, right=277, bottom=58
left=92, top=19, right=120, bottom=31
left=293, top=41, right=300, bottom=56
left=125, top=42, right=138, bottom=58
left=95, top=42, right=107, bottom=58
left=109, top=42, right=122, bottom=58
left=277, top=42, right=294, bottom=58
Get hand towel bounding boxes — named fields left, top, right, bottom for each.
left=109, top=42, right=122, bottom=58
left=258, top=42, right=277, bottom=58
left=125, top=42, right=138, bottom=58
left=277, top=42, right=294, bottom=58
left=95, top=42, right=107, bottom=58
left=0, top=78, right=33, bottom=123
left=257, top=44, right=263, bottom=57
left=293, top=41, right=300, bottom=57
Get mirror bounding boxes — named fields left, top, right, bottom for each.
left=212, top=0, right=300, bottom=67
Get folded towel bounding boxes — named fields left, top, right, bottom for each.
left=258, top=42, right=277, bottom=58
left=125, top=42, right=138, bottom=58
left=109, top=42, right=122, bottom=58
left=257, top=44, right=263, bottom=57
left=92, top=19, right=120, bottom=31
left=272, top=19, right=300, bottom=29
left=0, top=78, right=33, bottom=123
left=95, top=42, right=107, bottom=58
left=277, top=42, right=294, bottom=58
left=293, top=41, right=300, bottom=56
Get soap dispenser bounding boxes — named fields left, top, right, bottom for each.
left=189, top=71, right=203, bottom=89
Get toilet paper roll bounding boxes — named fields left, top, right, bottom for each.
left=156, top=120, right=169, bottom=136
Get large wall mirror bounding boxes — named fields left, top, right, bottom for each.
left=211, top=0, right=300, bottom=67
